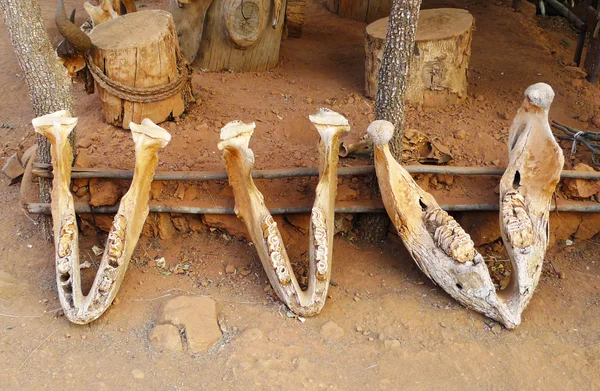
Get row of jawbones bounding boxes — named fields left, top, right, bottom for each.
left=36, top=83, right=563, bottom=328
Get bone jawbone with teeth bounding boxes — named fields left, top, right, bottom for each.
left=366, top=120, right=516, bottom=328
left=218, top=109, right=350, bottom=317
left=33, top=113, right=170, bottom=324
left=499, top=82, right=564, bottom=317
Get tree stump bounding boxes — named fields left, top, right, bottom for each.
left=365, top=9, right=474, bottom=107
left=196, top=0, right=287, bottom=71
left=88, top=10, right=193, bottom=129
left=326, top=0, right=391, bottom=23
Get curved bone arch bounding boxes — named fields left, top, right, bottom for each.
left=218, top=109, right=350, bottom=316
left=33, top=112, right=170, bottom=324
left=367, top=83, right=563, bottom=329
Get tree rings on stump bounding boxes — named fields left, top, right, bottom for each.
left=365, top=8, right=474, bottom=108
left=88, top=10, right=193, bottom=129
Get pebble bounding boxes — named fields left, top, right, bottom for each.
left=131, top=369, right=145, bottom=380
left=225, top=264, right=236, bottom=274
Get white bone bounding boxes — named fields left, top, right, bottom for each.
left=218, top=109, right=350, bottom=316
left=33, top=112, right=170, bottom=324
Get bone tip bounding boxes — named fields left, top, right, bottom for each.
left=219, top=120, right=256, bottom=141
left=366, top=120, right=394, bottom=146
left=31, top=110, right=77, bottom=128
left=309, top=108, right=349, bottom=127
left=129, top=119, right=172, bottom=147
left=524, top=83, right=554, bottom=110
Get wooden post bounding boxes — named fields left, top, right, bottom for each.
left=365, top=8, right=474, bottom=108
left=196, top=0, right=287, bottom=72
left=326, top=0, right=391, bottom=23
left=286, top=0, right=306, bottom=38
left=88, top=10, right=193, bottom=129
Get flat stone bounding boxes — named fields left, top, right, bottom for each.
left=384, top=339, right=401, bottom=349
left=158, top=296, right=222, bottom=354
left=148, top=324, right=183, bottom=352
left=320, top=321, right=344, bottom=340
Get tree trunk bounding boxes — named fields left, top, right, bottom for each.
left=360, top=0, right=421, bottom=241
left=1, top=0, right=75, bottom=239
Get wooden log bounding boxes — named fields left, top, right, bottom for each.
left=286, top=0, right=306, bottom=38
left=88, top=10, right=193, bottom=129
left=326, top=0, right=391, bottom=23
left=196, top=0, right=287, bottom=71
left=365, top=9, right=474, bottom=108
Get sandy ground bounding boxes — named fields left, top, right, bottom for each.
left=1, top=0, right=600, bottom=389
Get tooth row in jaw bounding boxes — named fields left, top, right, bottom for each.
left=98, top=214, right=127, bottom=295
left=502, top=190, right=534, bottom=249
left=261, top=215, right=291, bottom=284
left=311, top=208, right=328, bottom=280
left=424, top=207, right=476, bottom=263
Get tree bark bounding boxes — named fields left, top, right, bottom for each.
left=360, top=0, right=421, bottom=241
left=374, top=0, right=421, bottom=157
left=1, top=0, right=75, bottom=239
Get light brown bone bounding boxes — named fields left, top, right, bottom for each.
left=218, top=109, right=349, bottom=316
left=367, top=83, right=564, bottom=329
left=84, top=0, right=119, bottom=27
left=33, top=112, right=170, bottom=324
left=499, top=82, right=564, bottom=317
left=367, top=119, right=514, bottom=327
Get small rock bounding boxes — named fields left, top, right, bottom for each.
left=2, top=153, right=24, bottom=184
left=336, top=184, right=359, bottom=201
left=572, top=79, right=583, bottom=89
left=225, top=264, right=236, bottom=274
left=174, top=183, right=186, bottom=200
left=150, top=181, right=165, bottom=200
left=77, top=138, right=93, bottom=149
left=564, top=163, right=600, bottom=199
left=384, top=339, right=401, bottom=349
left=320, top=321, right=344, bottom=340
left=157, top=213, right=176, bottom=239
left=592, top=114, right=600, bottom=128
left=158, top=296, right=222, bottom=354
left=238, top=266, right=251, bottom=276
left=131, top=369, right=145, bottom=380
left=564, top=65, right=587, bottom=79
left=172, top=217, right=190, bottom=234
left=184, top=187, right=200, bottom=201
left=89, top=179, right=121, bottom=207
left=454, top=130, right=467, bottom=140
left=148, top=324, right=183, bottom=352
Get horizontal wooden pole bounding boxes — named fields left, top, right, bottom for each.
left=24, top=201, right=600, bottom=215
left=31, top=164, right=600, bottom=180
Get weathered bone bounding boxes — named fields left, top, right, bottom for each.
left=367, top=83, right=564, bottom=329
left=367, top=120, right=515, bottom=327
left=33, top=112, right=170, bottom=324
left=84, top=0, right=119, bottom=27
left=499, top=82, right=564, bottom=315
left=218, top=109, right=350, bottom=316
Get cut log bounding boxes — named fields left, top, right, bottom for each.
left=365, top=8, right=474, bottom=107
left=88, top=10, right=193, bottom=129
left=196, top=0, right=287, bottom=71
left=326, top=0, right=391, bottom=23
left=286, top=0, right=306, bottom=37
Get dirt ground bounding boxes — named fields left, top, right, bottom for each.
left=1, top=0, right=600, bottom=389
